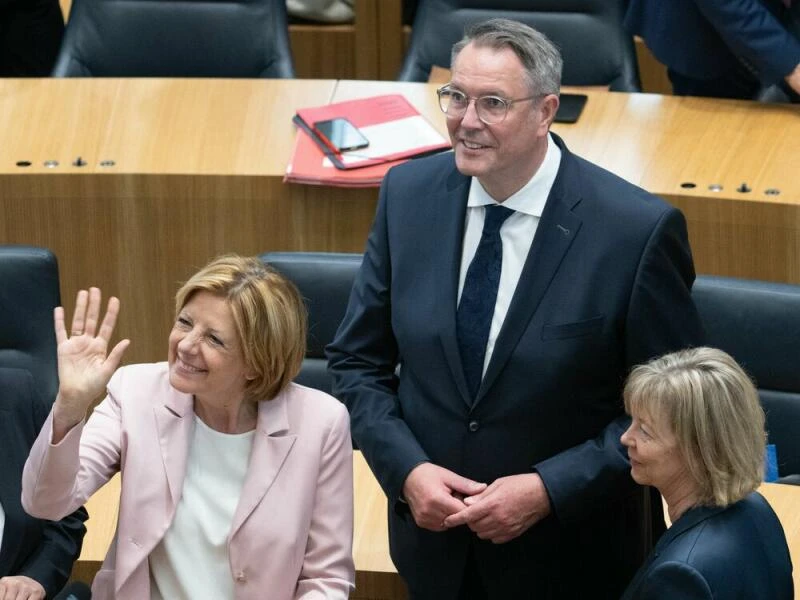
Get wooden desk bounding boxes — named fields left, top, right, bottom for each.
left=1, top=79, right=799, bottom=367
left=0, top=78, right=381, bottom=367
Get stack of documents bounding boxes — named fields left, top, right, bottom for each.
left=285, top=94, right=451, bottom=188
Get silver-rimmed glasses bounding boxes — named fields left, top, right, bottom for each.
left=436, top=86, right=542, bottom=124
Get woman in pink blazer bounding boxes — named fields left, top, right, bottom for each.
left=22, top=255, right=355, bottom=600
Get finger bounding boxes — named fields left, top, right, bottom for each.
left=462, top=479, right=500, bottom=506
left=97, top=296, right=121, bottom=343
left=83, top=287, right=102, bottom=337
left=105, top=339, right=131, bottom=372
left=445, top=472, right=487, bottom=497
left=54, top=306, right=68, bottom=345
left=443, top=500, right=489, bottom=528
left=70, top=289, right=89, bottom=336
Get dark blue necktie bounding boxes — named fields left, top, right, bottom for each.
left=457, top=204, right=514, bottom=400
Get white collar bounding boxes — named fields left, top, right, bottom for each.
left=466, top=132, right=562, bottom=217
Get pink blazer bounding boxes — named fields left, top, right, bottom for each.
left=22, top=363, right=355, bottom=600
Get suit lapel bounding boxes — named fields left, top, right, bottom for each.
left=476, top=137, right=583, bottom=405
left=153, top=391, right=194, bottom=508
left=434, top=164, right=474, bottom=408
left=229, top=389, right=296, bottom=537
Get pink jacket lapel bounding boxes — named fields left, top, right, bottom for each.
left=230, top=389, right=296, bottom=537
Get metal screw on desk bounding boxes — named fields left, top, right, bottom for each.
left=765, top=188, right=781, bottom=196
left=16, top=161, right=32, bottom=167
left=44, top=160, right=59, bottom=168
left=708, top=184, right=723, bottom=192
left=680, top=182, right=697, bottom=189
left=73, top=156, right=87, bottom=167
left=99, top=160, right=116, bottom=167
left=736, top=182, right=751, bottom=193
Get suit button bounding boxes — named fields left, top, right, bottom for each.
left=468, top=420, right=479, bottom=432
left=235, top=571, right=247, bottom=583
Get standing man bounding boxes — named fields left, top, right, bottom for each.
left=328, top=18, right=704, bottom=599
left=625, top=0, right=800, bottom=100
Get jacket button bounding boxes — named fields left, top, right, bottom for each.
left=468, top=420, right=479, bottom=432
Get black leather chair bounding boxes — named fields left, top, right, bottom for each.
left=398, top=0, right=641, bottom=91
left=0, top=246, right=61, bottom=405
left=693, top=275, right=800, bottom=485
left=52, top=0, right=295, bottom=77
left=260, top=251, right=362, bottom=396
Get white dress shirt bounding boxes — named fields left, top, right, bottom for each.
left=457, top=133, right=562, bottom=376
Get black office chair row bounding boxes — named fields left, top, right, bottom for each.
left=263, top=251, right=800, bottom=484
left=50, top=0, right=639, bottom=90
left=2, top=245, right=798, bottom=480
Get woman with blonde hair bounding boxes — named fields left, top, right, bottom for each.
left=23, top=255, right=355, bottom=599
left=620, top=346, right=793, bottom=599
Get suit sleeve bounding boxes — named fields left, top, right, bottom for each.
left=692, top=0, right=800, bottom=83
left=635, top=561, right=714, bottom=599
left=295, top=403, right=355, bottom=599
left=14, top=382, right=88, bottom=598
left=326, top=167, right=430, bottom=504
left=535, top=207, right=705, bottom=522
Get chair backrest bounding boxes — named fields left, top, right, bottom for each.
left=52, top=0, right=295, bottom=77
left=398, top=0, right=640, bottom=92
left=0, top=246, right=61, bottom=405
left=692, top=275, right=800, bottom=481
left=260, top=251, right=362, bottom=396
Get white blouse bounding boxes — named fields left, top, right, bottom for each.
left=149, top=416, right=255, bottom=600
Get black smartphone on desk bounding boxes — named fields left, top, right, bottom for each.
left=312, top=118, right=370, bottom=152
left=554, top=93, right=588, bottom=123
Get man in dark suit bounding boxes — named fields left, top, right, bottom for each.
left=0, top=0, right=64, bottom=76
left=625, top=0, right=800, bottom=100
left=0, top=367, right=87, bottom=599
left=327, top=18, right=704, bottom=599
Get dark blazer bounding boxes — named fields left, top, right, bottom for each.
left=621, top=492, right=794, bottom=599
left=624, top=0, right=800, bottom=84
left=0, top=0, right=64, bottom=76
left=328, top=134, right=705, bottom=599
left=0, top=367, right=87, bottom=597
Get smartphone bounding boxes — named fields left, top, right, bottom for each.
left=312, top=118, right=369, bottom=152
left=554, top=93, right=588, bottom=123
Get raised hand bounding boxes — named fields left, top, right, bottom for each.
left=52, top=288, right=129, bottom=439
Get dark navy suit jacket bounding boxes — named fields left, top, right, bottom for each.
left=328, top=134, right=704, bottom=599
left=621, top=492, right=793, bottom=599
left=625, top=0, right=800, bottom=84
left=0, top=367, right=87, bottom=597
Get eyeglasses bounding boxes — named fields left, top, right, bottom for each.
left=436, top=86, right=542, bottom=124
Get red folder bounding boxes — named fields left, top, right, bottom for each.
left=284, top=94, right=451, bottom=187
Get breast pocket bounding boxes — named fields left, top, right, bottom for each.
left=540, top=316, right=605, bottom=341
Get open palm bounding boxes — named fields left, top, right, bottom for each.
left=54, top=288, right=130, bottom=418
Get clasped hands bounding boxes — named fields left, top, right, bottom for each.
left=51, top=288, right=129, bottom=442
left=401, top=462, right=551, bottom=544
left=0, top=575, right=45, bottom=600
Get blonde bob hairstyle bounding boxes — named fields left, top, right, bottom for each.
left=174, top=255, right=307, bottom=402
left=624, top=347, right=765, bottom=507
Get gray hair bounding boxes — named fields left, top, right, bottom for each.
left=624, top=347, right=766, bottom=507
left=451, top=18, right=562, bottom=96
